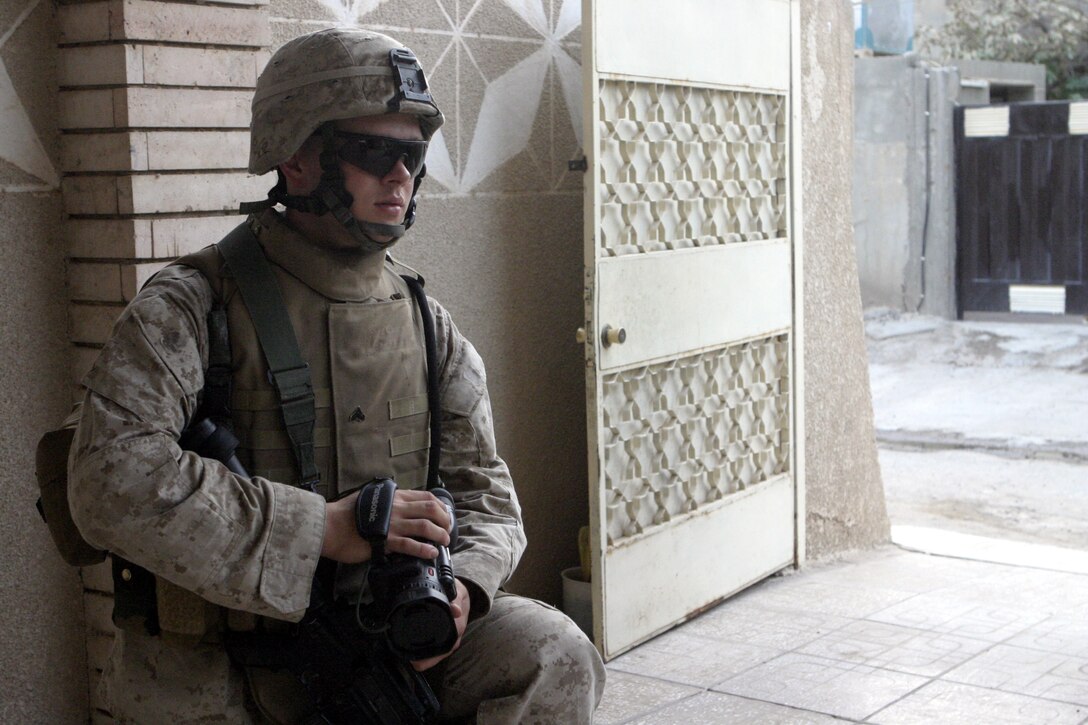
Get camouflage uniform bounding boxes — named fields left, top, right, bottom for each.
left=67, top=25, right=603, bottom=725
left=69, top=208, right=604, bottom=722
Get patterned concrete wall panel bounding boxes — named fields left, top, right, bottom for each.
left=0, top=2, right=60, bottom=191
left=270, top=0, right=583, bottom=195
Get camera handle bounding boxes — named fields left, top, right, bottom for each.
left=429, top=487, right=458, bottom=600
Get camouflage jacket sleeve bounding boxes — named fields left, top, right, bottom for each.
left=67, top=265, right=326, bottom=621
left=431, top=299, right=526, bottom=618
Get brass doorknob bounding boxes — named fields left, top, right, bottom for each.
left=575, top=327, right=587, bottom=344
left=601, top=325, right=626, bottom=347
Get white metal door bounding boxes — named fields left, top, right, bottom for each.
left=582, top=0, right=803, bottom=659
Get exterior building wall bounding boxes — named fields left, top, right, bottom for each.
left=853, top=55, right=1045, bottom=319
left=854, top=55, right=959, bottom=318
left=954, top=59, right=1047, bottom=104
left=2, top=0, right=887, bottom=719
left=0, top=1, right=86, bottom=723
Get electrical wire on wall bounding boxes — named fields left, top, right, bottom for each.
left=916, top=63, right=933, bottom=312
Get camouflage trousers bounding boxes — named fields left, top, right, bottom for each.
left=99, top=591, right=605, bottom=724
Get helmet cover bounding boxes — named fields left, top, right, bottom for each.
left=249, top=28, right=444, bottom=175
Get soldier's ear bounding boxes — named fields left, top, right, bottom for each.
left=278, top=151, right=311, bottom=194
left=279, top=137, right=323, bottom=194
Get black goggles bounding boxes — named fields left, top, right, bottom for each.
left=333, top=132, right=428, bottom=179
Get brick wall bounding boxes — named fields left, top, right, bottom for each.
left=58, top=0, right=270, bottom=391
left=55, top=1, right=270, bottom=716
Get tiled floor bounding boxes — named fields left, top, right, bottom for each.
left=596, top=546, right=1088, bottom=723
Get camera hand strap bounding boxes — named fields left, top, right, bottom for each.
left=355, top=478, right=397, bottom=564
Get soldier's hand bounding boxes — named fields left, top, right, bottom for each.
left=411, top=577, right=470, bottom=672
left=321, top=488, right=452, bottom=564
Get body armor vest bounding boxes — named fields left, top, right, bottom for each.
left=177, top=215, right=433, bottom=500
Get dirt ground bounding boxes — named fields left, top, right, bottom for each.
left=865, top=310, right=1088, bottom=552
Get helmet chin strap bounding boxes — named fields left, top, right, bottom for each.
left=314, top=124, right=401, bottom=254
left=241, top=123, right=424, bottom=254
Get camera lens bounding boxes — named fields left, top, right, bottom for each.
left=387, top=598, right=457, bottom=659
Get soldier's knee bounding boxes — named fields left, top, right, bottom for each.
left=519, top=603, right=605, bottom=711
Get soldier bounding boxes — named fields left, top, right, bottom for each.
left=67, top=27, right=605, bottom=723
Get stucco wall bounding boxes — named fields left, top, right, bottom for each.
left=0, top=1, right=86, bottom=722
left=801, top=0, right=891, bottom=557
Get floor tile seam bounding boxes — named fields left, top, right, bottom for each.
left=613, top=687, right=707, bottom=724
left=935, top=673, right=1088, bottom=710
left=857, top=578, right=975, bottom=619
left=606, top=642, right=785, bottom=692
left=708, top=671, right=915, bottom=724
left=991, top=635, right=1088, bottom=660
left=602, top=667, right=715, bottom=696
left=749, top=574, right=922, bottom=601
left=684, top=688, right=862, bottom=723
left=853, top=612, right=1011, bottom=648
left=726, top=648, right=947, bottom=685
left=795, top=641, right=994, bottom=681
left=861, top=608, right=1051, bottom=646
left=744, top=599, right=926, bottom=621
left=672, top=624, right=848, bottom=654
left=850, top=668, right=937, bottom=724
left=911, top=624, right=1087, bottom=684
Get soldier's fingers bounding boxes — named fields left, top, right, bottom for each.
left=385, top=534, right=439, bottom=560
left=389, top=516, right=449, bottom=546
left=391, top=496, right=451, bottom=530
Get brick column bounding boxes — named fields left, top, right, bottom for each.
left=55, top=2, right=269, bottom=717
left=58, top=0, right=270, bottom=391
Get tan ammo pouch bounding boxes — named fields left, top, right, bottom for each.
left=155, top=578, right=224, bottom=647
left=155, top=579, right=259, bottom=648
left=36, top=405, right=227, bottom=645
left=35, top=403, right=107, bottom=567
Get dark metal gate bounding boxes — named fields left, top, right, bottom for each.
left=955, top=102, right=1087, bottom=316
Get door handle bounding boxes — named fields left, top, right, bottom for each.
left=601, top=325, right=627, bottom=347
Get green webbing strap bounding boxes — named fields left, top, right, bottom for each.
left=217, top=224, right=320, bottom=491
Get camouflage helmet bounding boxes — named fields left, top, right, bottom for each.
left=249, top=28, right=444, bottom=175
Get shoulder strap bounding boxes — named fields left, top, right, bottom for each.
left=199, top=305, right=232, bottom=427
left=217, top=223, right=320, bottom=491
left=401, top=275, right=442, bottom=490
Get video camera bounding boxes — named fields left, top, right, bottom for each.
left=354, top=478, right=460, bottom=661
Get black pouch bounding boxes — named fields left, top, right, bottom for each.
left=35, top=404, right=107, bottom=567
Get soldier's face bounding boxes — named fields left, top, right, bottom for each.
left=335, top=114, right=424, bottom=241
